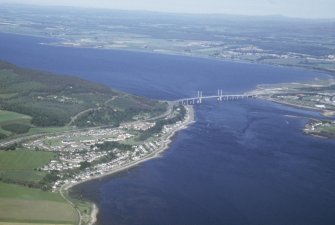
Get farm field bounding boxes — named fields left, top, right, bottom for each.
left=0, top=110, right=32, bottom=138
left=0, top=110, right=31, bottom=123
left=0, top=150, right=55, bottom=182
left=0, top=223, right=72, bottom=225
left=0, top=182, right=77, bottom=224
left=0, top=222, right=69, bottom=225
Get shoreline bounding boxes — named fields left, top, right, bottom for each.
left=60, top=105, right=195, bottom=225
left=258, top=97, right=335, bottom=140
left=258, top=96, right=328, bottom=116
left=1, top=31, right=334, bottom=78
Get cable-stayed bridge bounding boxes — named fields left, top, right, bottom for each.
left=175, top=90, right=256, bottom=105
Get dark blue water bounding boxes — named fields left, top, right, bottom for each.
left=1, top=32, right=335, bottom=225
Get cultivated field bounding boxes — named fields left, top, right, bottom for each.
left=0, top=223, right=72, bottom=225
left=0, top=150, right=55, bottom=182
left=0, top=182, right=77, bottom=224
left=0, top=110, right=31, bottom=123
left=0, top=110, right=32, bottom=137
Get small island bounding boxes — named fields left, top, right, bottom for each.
left=0, top=61, right=194, bottom=225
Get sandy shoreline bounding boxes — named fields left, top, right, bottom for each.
left=60, top=105, right=195, bottom=225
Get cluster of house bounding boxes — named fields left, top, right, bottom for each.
left=23, top=107, right=190, bottom=191
left=219, top=45, right=334, bottom=64
left=314, top=94, right=335, bottom=108
left=41, top=150, right=111, bottom=172
left=120, top=121, right=155, bottom=131
left=41, top=160, right=81, bottom=171
left=162, top=121, right=183, bottom=134
left=304, top=121, right=335, bottom=132
left=52, top=119, right=189, bottom=191
left=50, top=139, right=165, bottom=191
left=36, top=95, right=78, bottom=103
left=23, top=128, right=133, bottom=152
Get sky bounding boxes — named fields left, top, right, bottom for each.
left=0, top=0, right=334, bottom=19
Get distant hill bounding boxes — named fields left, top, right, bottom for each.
left=0, top=60, right=166, bottom=138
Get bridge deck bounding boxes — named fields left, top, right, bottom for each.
left=176, top=94, right=255, bottom=103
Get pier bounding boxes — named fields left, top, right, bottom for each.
left=176, top=89, right=256, bottom=105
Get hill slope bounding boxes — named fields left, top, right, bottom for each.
left=0, top=60, right=167, bottom=139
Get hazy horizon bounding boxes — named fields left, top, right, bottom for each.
left=0, top=0, right=334, bottom=19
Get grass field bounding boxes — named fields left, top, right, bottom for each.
left=0, top=110, right=31, bottom=123
left=28, top=126, right=71, bottom=135
left=0, top=110, right=32, bottom=137
left=320, top=125, right=335, bottom=138
left=0, top=223, right=72, bottom=225
left=0, top=150, right=55, bottom=182
left=0, top=182, right=77, bottom=224
left=0, top=150, right=55, bottom=170
left=0, top=182, right=64, bottom=201
left=321, top=125, right=335, bottom=133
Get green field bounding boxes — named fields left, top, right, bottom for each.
left=0, top=222, right=71, bottom=225
left=0, top=150, right=55, bottom=182
left=319, top=125, right=335, bottom=138
left=0, top=110, right=32, bottom=138
left=0, top=110, right=31, bottom=123
left=28, top=126, right=71, bottom=135
left=0, top=182, right=63, bottom=201
left=0, top=150, right=55, bottom=170
left=0, top=182, right=77, bottom=224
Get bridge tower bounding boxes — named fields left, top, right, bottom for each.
left=197, top=91, right=203, bottom=104
left=217, top=89, right=223, bottom=101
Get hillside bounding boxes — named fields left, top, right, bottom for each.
left=0, top=60, right=167, bottom=140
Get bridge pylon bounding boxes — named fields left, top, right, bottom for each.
left=217, top=89, right=223, bottom=101
left=197, top=90, right=203, bottom=104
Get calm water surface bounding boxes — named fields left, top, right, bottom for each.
left=1, top=32, right=335, bottom=225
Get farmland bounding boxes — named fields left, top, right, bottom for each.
left=0, top=150, right=55, bottom=183
left=0, top=223, right=72, bottom=225
left=0, top=149, right=77, bottom=225
left=0, top=110, right=32, bottom=139
left=0, top=110, right=31, bottom=123
left=0, top=182, right=77, bottom=224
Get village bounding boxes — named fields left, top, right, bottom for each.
left=22, top=106, right=192, bottom=191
